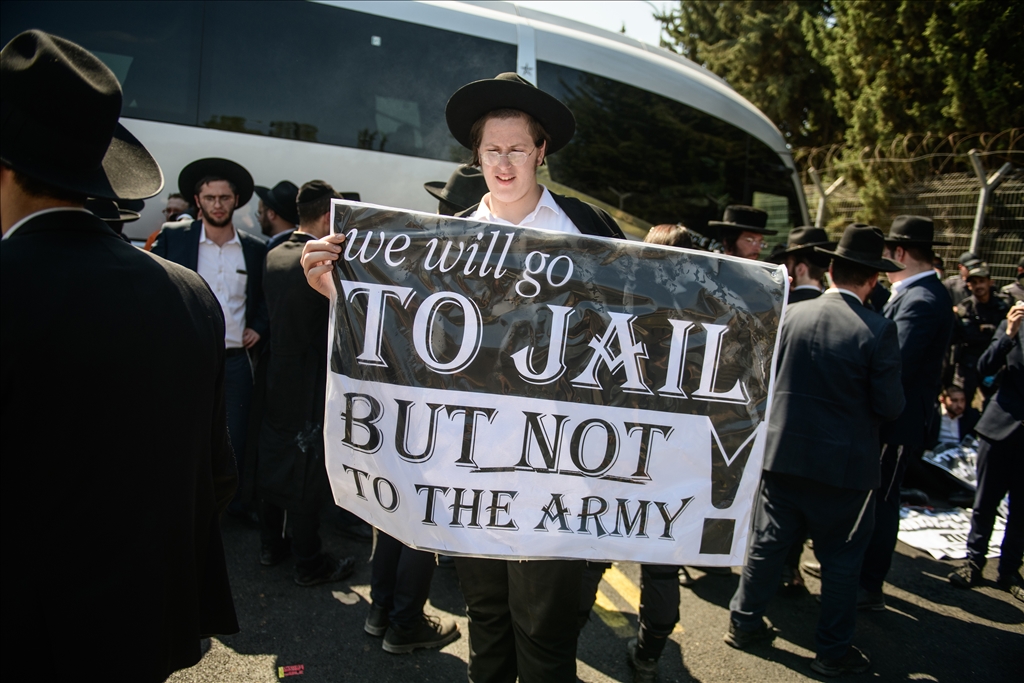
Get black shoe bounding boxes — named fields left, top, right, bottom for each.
left=899, top=488, right=929, bottom=506
left=856, top=588, right=886, bottom=611
left=996, top=570, right=1022, bottom=590
left=294, top=553, right=355, bottom=587
left=949, top=562, right=983, bottom=589
left=260, top=539, right=291, bottom=567
left=810, top=645, right=871, bottom=677
left=382, top=615, right=459, bottom=654
left=723, top=619, right=776, bottom=650
left=626, top=638, right=659, bottom=683
left=365, top=604, right=389, bottom=637
left=802, top=561, right=822, bottom=578
left=678, top=566, right=695, bottom=587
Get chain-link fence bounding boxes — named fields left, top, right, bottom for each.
left=804, top=170, right=1023, bottom=289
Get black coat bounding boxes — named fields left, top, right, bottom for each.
left=151, top=219, right=270, bottom=339
left=926, top=405, right=980, bottom=449
left=459, top=191, right=625, bottom=240
left=256, top=233, right=331, bottom=510
left=880, top=274, right=954, bottom=450
left=764, top=291, right=905, bottom=490
left=975, top=319, right=1024, bottom=442
left=788, top=287, right=822, bottom=304
left=1, top=211, right=238, bottom=682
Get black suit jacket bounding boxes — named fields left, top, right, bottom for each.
left=151, top=219, right=269, bottom=339
left=880, top=273, right=954, bottom=450
left=975, top=319, right=1024, bottom=441
left=1, top=211, right=238, bottom=681
left=764, top=291, right=905, bottom=490
left=926, top=405, right=980, bottom=449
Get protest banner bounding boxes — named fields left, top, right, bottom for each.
left=323, top=201, right=787, bottom=565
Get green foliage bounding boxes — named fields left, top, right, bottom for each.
left=659, top=1, right=1024, bottom=226
left=658, top=1, right=844, bottom=149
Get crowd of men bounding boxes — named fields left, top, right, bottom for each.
left=1, top=30, right=1020, bottom=683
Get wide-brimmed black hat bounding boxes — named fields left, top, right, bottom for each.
left=178, top=158, right=254, bottom=207
left=255, top=180, right=299, bottom=224
left=815, top=223, right=904, bottom=272
left=424, top=165, right=489, bottom=211
left=0, top=30, right=163, bottom=200
left=708, top=205, right=778, bottom=235
left=884, top=215, right=949, bottom=246
left=768, top=225, right=835, bottom=265
left=85, top=197, right=140, bottom=223
left=446, top=72, right=576, bottom=155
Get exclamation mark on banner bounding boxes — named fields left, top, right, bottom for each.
left=699, top=415, right=760, bottom=555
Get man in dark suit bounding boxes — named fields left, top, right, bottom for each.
left=927, top=385, right=980, bottom=449
left=858, top=216, right=954, bottom=610
left=1, top=31, right=237, bottom=682
left=255, top=179, right=299, bottom=250
left=725, top=224, right=905, bottom=677
left=152, top=158, right=269, bottom=513
left=949, top=302, right=1024, bottom=601
left=769, top=226, right=835, bottom=304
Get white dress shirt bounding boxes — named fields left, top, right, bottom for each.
left=937, top=405, right=962, bottom=444
left=472, top=186, right=579, bottom=234
left=196, top=223, right=247, bottom=349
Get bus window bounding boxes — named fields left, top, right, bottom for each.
left=197, top=2, right=515, bottom=161
left=0, top=1, right=202, bottom=127
left=537, top=61, right=800, bottom=234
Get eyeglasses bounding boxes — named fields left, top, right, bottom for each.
left=741, top=236, right=767, bottom=250
left=479, top=149, right=535, bottom=167
left=199, top=194, right=235, bottom=206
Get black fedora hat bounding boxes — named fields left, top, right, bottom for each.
left=768, top=225, right=835, bottom=265
left=0, top=30, right=163, bottom=200
left=85, top=197, right=140, bottom=224
left=446, top=72, right=576, bottom=155
left=255, top=180, right=299, bottom=225
left=884, top=215, right=949, bottom=246
left=424, top=165, right=489, bottom=212
left=815, top=223, right=904, bottom=272
left=708, top=205, right=778, bottom=235
left=178, top=158, right=254, bottom=207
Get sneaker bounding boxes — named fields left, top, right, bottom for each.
left=626, top=638, right=659, bottom=683
left=294, top=553, right=355, bottom=587
left=948, top=562, right=983, bottom=589
left=723, top=619, right=776, bottom=650
left=856, top=588, right=885, bottom=611
left=365, top=604, right=389, bottom=637
left=810, top=645, right=871, bottom=677
left=801, top=561, right=822, bottom=578
left=382, top=615, right=459, bottom=654
left=260, top=539, right=291, bottom=567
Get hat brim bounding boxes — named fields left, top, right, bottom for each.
left=255, top=185, right=299, bottom=224
left=423, top=181, right=447, bottom=202
left=179, top=158, right=254, bottom=207
left=2, top=122, right=164, bottom=201
left=884, top=237, right=951, bottom=247
left=769, top=242, right=835, bottom=265
left=814, top=245, right=905, bottom=272
left=446, top=79, right=575, bottom=155
left=707, top=220, right=778, bottom=236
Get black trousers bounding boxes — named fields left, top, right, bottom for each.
left=859, top=443, right=914, bottom=594
left=454, top=557, right=583, bottom=683
left=967, top=428, right=1024, bottom=577
left=371, top=531, right=436, bottom=628
left=730, top=472, right=874, bottom=661
left=259, top=501, right=323, bottom=571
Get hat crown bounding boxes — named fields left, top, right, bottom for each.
left=1, top=30, right=122, bottom=175
left=720, top=205, right=768, bottom=230
left=787, top=226, right=830, bottom=248
left=887, top=215, right=935, bottom=242
left=837, top=224, right=885, bottom=257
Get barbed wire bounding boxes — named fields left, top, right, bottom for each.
left=794, top=128, right=1022, bottom=186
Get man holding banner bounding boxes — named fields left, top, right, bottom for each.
left=303, top=74, right=787, bottom=682
left=726, top=224, right=905, bottom=677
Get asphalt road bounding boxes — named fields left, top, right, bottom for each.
left=168, top=513, right=1022, bottom=683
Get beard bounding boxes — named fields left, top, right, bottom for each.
left=204, top=209, right=235, bottom=229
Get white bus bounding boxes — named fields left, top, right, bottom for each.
left=1, top=0, right=809, bottom=241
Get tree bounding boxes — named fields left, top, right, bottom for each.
left=658, top=1, right=844, bottom=149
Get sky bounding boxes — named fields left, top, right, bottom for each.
left=513, top=1, right=674, bottom=47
